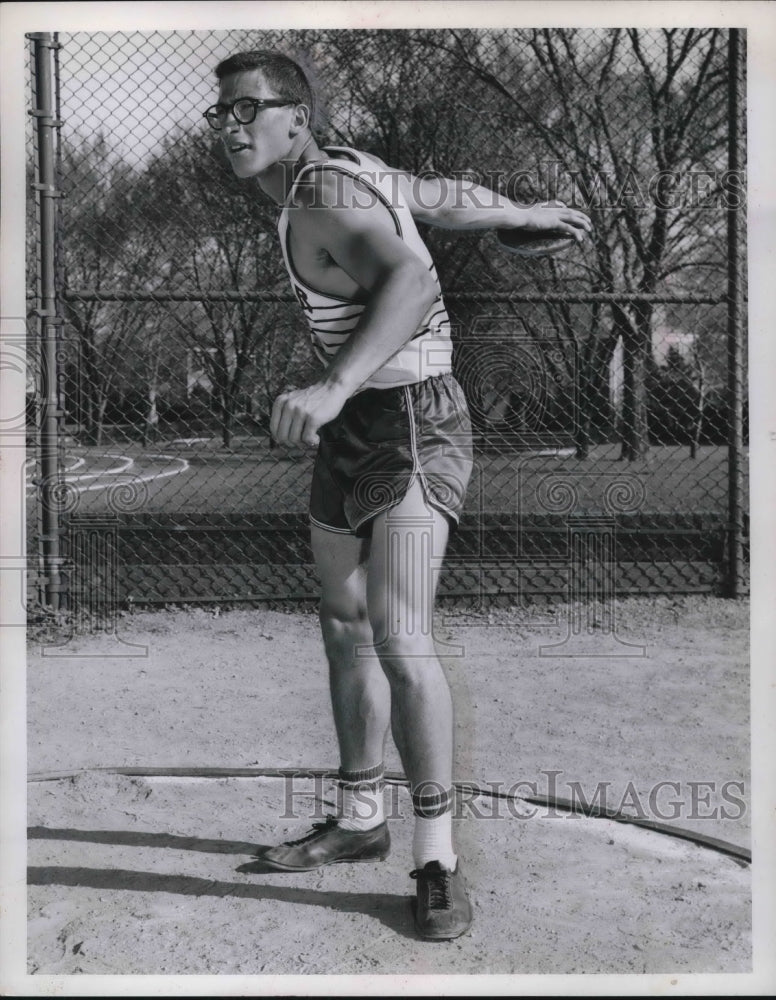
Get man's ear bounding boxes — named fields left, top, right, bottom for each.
left=291, top=103, right=311, bottom=133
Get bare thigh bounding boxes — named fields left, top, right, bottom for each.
left=311, top=525, right=370, bottom=622
left=367, top=480, right=450, bottom=654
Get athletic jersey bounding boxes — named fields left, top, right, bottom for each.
left=277, top=146, right=453, bottom=389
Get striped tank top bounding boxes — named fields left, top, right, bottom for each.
left=277, top=146, right=453, bottom=389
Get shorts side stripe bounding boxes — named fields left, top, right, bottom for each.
left=309, top=514, right=355, bottom=535
left=401, top=385, right=460, bottom=524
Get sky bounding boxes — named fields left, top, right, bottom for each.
left=51, top=30, right=255, bottom=162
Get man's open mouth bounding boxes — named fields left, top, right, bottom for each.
left=229, top=144, right=252, bottom=154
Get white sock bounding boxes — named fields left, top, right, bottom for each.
left=338, top=783, right=385, bottom=831
left=336, top=764, right=386, bottom=832
left=412, top=811, right=457, bottom=870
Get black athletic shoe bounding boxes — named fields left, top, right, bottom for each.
left=410, top=860, right=473, bottom=940
left=259, top=816, right=390, bottom=872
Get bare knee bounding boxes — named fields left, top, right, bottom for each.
left=319, top=599, right=372, bottom=663
left=369, top=624, right=440, bottom=687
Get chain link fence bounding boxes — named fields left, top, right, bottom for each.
left=26, top=27, right=748, bottom=618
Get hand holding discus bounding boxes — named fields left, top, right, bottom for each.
left=496, top=200, right=592, bottom=258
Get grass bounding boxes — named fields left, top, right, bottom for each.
left=41, top=441, right=742, bottom=519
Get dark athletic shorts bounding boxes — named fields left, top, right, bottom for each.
left=310, top=372, right=473, bottom=537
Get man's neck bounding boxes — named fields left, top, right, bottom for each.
left=258, top=134, right=324, bottom=205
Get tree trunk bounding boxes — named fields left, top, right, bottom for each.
left=143, top=386, right=159, bottom=447
left=574, top=409, right=590, bottom=459
left=574, top=358, right=590, bottom=460
left=620, top=333, right=650, bottom=460
left=618, top=299, right=653, bottom=461
left=80, top=328, right=101, bottom=444
left=690, top=360, right=705, bottom=460
left=95, top=396, right=108, bottom=448
left=220, top=394, right=233, bottom=450
left=577, top=330, right=618, bottom=458
left=589, top=350, right=613, bottom=439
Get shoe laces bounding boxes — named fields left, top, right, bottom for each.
left=285, top=815, right=338, bottom=846
left=410, top=863, right=452, bottom=909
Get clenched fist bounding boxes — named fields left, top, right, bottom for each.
left=270, top=382, right=350, bottom=448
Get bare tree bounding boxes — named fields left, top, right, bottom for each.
left=60, top=135, right=162, bottom=443
left=413, top=28, right=730, bottom=459
left=141, top=132, right=307, bottom=448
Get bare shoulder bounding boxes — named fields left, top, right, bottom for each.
left=361, top=152, right=415, bottom=203
left=289, top=164, right=398, bottom=239
left=362, top=154, right=447, bottom=224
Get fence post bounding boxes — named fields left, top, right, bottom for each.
left=29, top=32, right=66, bottom=611
left=726, top=28, right=745, bottom=598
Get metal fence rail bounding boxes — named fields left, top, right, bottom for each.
left=26, top=27, right=748, bottom=619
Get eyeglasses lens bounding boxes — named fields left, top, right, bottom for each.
left=207, top=99, right=261, bottom=129
left=232, top=99, right=258, bottom=124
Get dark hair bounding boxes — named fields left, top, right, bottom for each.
left=215, top=50, right=316, bottom=123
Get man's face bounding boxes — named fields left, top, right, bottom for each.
left=217, top=69, right=296, bottom=179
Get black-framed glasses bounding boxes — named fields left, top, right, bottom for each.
left=203, top=97, right=295, bottom=130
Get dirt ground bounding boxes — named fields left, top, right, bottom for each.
left=25, top=595, right=751, bottom=978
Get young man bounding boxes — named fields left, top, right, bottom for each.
left=205, top=50, right=591, bottom=940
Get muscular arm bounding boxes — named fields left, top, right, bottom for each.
left=271, top=172, right=438, bottom=448
left=378, top=158, right=591, bottom=238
